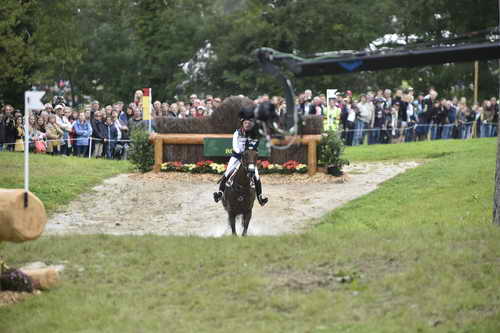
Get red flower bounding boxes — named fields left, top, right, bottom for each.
left=261, top=160, right=270, bottom=169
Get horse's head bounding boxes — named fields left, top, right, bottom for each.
left=241, top=148, right=258, bottom=178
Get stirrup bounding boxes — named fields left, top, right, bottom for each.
left=213, top=191, right=223, bottom=203
left=257, top=195, right=268, bottom=207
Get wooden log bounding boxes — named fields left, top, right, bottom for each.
left=20, top=268, right=60, bottom=290
left=154, top=138, right=163, bottom=173
left=0, top=189, right=47, bottom=243
left=308, top=140, right=317, bottom=176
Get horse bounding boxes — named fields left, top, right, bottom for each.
left=222, top=148, right=258, bottom=236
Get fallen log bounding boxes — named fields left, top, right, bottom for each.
left=20, top=268, right=60, bottom=290
left=0, top=189, right=47, bottom=242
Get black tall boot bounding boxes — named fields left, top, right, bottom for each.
left=213, top=175, right=227, bottom=203
left=254, top=178, right=268, bottom=206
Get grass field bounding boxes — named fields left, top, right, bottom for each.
left=1, top=139, right=500, bottom=333
left=0, top=153, right=132, bottom=212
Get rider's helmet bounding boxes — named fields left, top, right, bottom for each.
left=239, top=106, right=255, bottom=122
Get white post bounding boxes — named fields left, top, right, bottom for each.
left=23, top=90, right=45, bottom=207
left=88, top=136, right=93, bottom=158
left=24, top=94, right=30, bottom=205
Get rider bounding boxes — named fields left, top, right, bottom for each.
left=213, top=106, right=269, bottom=206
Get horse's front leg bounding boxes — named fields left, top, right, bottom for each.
left=228, top=213, right=237, bottom=236
left=241, top=210, right=252, bottom=237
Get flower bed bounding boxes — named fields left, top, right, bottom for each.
left=160, top=160, right=307, bottom=174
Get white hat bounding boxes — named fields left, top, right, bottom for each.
left=54, top=104, right=64, bottom=110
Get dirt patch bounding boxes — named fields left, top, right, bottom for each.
left=45, top=162, right=419, bottom=237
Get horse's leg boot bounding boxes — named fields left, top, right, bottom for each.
left=213, top=175, right=227, bottom=203
left=255, top=178, right=268, bottom=206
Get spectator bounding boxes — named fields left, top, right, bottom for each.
left=388, top=105, right=399, bottom=143
left=297, top=94, right=307, bottom=115
left=0, top=112, right=6, bottom=151
left=471, top=103, right=481, bottom=138
left=90, top=100, right=100, bottom=118
left=323, top=96, right=341, bottom=132
left=428, top=100, right=442, bottom=140
left=58, top=107, right=74, bottom=155
left=160, top=102, right=169, bottom=117
left=353, top=94, right=373, bottom=145
left=309, top=96, right=324, bottom=116
left=3, top=105, right=16, bottom=151
left=111, top=111, right=122, bottom=138
left=391, top=90, right=407, bottom=143
left=194, top=106, right=206, bottom=118
left=442, top=100, right=457, bottom=139
left=112, top=101, right=122, bottom=115
left=369, top=98, right=384, bottom=144
left=128, top=107, right=145, bottom=136
left=491, top=97, right=499, bottom=136
left=134, top=90, right=143, bottom=108
left=457, top=103, right=474, bottom=139
left=104, top=105, right=113, bottom=118
left=205, top=99, right=214, bottom=116
left=345, top=102, right=356, bottom=146
left=405, top=95, right=416, bottom=142
left=73, top=112, right=92, bottom=157
left=33, top=116, right=47, bottom=153
left=14, top=116, right=24, bottom=152
left=91, top=111, right=106, bottom=158
left=166, top=103, right=177, bottom=117
left=212, top=97, right=222, bottom=110
left=46, top=114, right=64, bottom=155
left=27, top=115, right=37, bottom=152
left=103, top=115, right=118, bottom=159
left=383, top=89, right=392, bottom=108
left=178, top=105, right=189, bottom=118
left=481, top=100, right=495, bottom=138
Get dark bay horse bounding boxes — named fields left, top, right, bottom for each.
left=222, top=148, right=258, bottom=236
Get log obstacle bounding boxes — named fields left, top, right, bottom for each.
left=0, top=189, right=47, bottom=243
left=150, top=134, right=322, bottom=176
left=20, top=267, right=60, bottom=290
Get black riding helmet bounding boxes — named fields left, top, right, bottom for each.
left=239, top=105, right=255, bottom=122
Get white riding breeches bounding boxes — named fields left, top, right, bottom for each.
left=224, top=156, right=260, bottom=180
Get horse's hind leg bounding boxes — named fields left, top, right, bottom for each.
left=228, top=213, right=237, bottom=236
left=241, top=211, right=252, bottom=237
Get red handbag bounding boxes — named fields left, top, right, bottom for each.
left=35, top=140, right=46, bottom=153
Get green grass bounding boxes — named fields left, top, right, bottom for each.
left=1, top=140, right=500, bottom=333
left=0, top=152, right=132, bottom=212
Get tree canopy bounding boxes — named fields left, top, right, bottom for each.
left=1, top=0, right=498, bottom=106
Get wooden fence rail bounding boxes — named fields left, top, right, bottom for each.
left=150, top=134, right=322, bottom=176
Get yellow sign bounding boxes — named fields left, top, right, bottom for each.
left=142, top=88, right=151, bottom=121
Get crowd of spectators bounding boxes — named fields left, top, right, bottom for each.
left=0, top=87, right=498, bottom=159
left=297, top=87, right=499, bottom=145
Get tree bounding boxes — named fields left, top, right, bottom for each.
left=32, top=0, right=86, bottom=105
left=0, top=0, right=37, bottom=105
